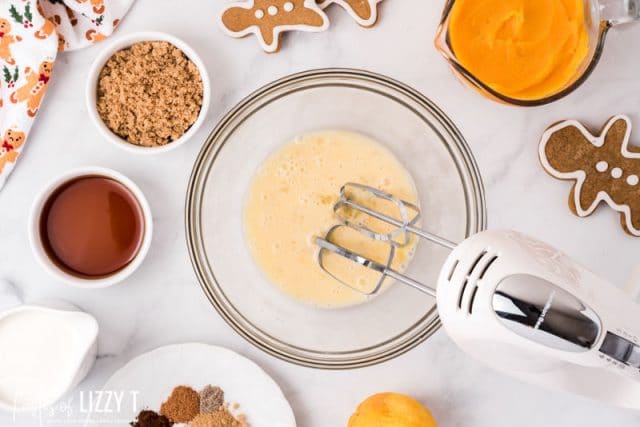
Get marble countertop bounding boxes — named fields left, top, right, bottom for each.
left=2, top=0, right=640, bottom=425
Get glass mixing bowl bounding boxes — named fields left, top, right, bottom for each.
left=186, top=69, right=486, bottom=369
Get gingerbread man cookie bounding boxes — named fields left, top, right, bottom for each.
left=219, top=0, right=329, bottom=53
left=318, top=0, right=382, bottom=27
left=539, top=115, right=640, bottom=237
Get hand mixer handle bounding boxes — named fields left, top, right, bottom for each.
left=437, top=229, right=640, bottom=409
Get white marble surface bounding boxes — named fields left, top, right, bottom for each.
left=1, top=0, right=640, bottom=425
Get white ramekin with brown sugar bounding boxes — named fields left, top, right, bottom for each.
left=86, top=31, right=211, bottom=154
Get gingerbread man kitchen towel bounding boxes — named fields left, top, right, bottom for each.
left=0, top=0, right=135, bottom=191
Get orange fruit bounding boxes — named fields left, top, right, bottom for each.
left=348, top=393, right=437, bottom=427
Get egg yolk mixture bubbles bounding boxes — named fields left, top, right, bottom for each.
left=244, top=131, right=419, bottom=308
left=448, top=0, right=591, bottom=101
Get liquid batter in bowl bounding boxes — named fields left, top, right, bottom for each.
left=244, top=131, right=419, bottom=308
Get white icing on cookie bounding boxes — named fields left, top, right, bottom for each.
left=596, top=161, right=608, bottom=172
left=255, top=9, right=265, bottom=18
left=611, top=167, right=623, bottom=179
left=284, top=2, right=294, bottom=12
left=628, top=175, right=639, bottom=186
left=268, top=5, right=278, bottom=15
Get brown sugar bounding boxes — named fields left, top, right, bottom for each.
left=97, top=41, right=203, bottom=147
left=189, top=408, right=248, bottom=427
left=160, top=385, right=200, bottom=423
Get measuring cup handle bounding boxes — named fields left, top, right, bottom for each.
left=598, top=0, right=640, bottom=25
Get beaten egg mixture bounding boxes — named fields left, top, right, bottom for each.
left=244, top=131, right=419, bottom=308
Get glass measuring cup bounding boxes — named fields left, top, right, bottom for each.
left=435, top=0, right=639, bottom=106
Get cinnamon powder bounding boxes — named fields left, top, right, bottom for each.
left=160, top=385, right=200, bottom=423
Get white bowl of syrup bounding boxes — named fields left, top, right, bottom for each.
left=28, top=167, right=153, bottom=288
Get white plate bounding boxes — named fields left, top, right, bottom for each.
left=86, top=343, right=295, bottom=426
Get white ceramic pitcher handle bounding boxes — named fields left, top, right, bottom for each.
left=598, top=0, right=640, bottom=25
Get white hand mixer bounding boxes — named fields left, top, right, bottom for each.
left=315, top=183, right=640, bottom=409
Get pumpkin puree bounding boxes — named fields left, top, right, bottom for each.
left=448, top=0, right=590, bottom=100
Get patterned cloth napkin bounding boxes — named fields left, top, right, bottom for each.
left=0, top=0, right=135, bottom=191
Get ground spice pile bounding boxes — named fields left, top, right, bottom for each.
left=130, top=410, right=173, bottom=427
left=200, top=385, right=225, bottom=413
left=97, top=41, right=203, bottom=147
left=160, top=385, right=201, bottom=423
left=130, top=384, right=248, bottom=427
left=190, top=408, right=244, bottom=427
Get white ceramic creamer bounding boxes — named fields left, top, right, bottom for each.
left=0, top=304, right=98, bottom=412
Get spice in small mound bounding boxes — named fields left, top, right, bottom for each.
left=160, top=385, right=200, bottom=423
left=97, top=41, right=203, bottom=147
left=200, top=385, right=225, bottom=414
left=130, top=410, right=173, bottom=427
left=190, top=408, right=247, bottom=427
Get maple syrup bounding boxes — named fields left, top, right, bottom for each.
left=40, top=176, right=144, bottom=278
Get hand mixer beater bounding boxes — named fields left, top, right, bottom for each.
left=315, top=183, right=640, bottom=409
left=315, top=182, right=456, bottom=297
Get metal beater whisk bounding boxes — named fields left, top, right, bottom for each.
left=315, top=183, right=457, bottom=297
